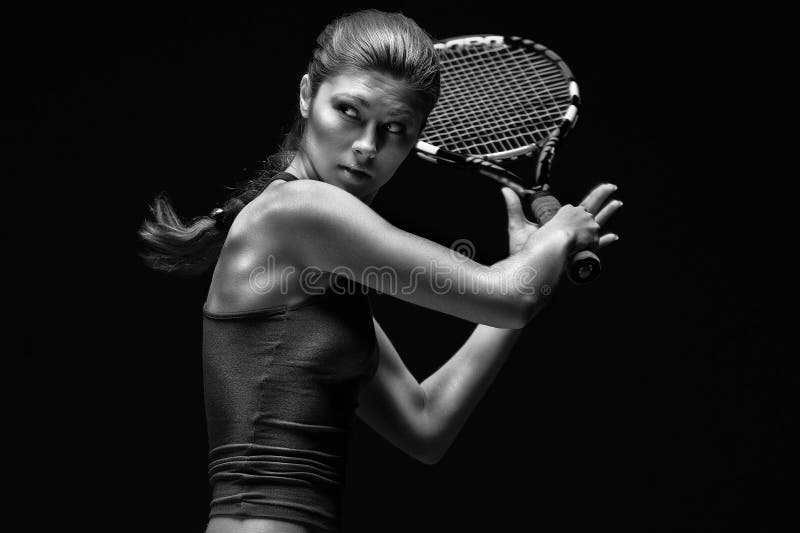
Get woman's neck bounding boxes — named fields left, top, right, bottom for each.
left=284, top=154, right=377, bottom=205
left=285, top=154, right=319, bottom=182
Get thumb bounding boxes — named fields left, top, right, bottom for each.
left=501, top=187, right=526, bottom=227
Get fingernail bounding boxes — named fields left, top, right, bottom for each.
left=613, top=235, right=620, bottom=241
left=617, top=201, right=623, bottom=207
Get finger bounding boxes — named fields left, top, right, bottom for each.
left=501, top=187, right=527, bottom=228
left=598, top=233, right=619, bottom=249
left=580, top=183, right=617, bottom=214
left=594, top=199, right=623, bottom=226
left=580, top=182, right=618, bottom=215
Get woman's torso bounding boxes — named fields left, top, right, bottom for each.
left=202, top=173, right=374, bottom=533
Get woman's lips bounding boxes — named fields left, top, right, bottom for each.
left=340, top=165, right=372, bottom=179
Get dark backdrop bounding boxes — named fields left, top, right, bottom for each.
left=12, top=3, right=795, bottom=532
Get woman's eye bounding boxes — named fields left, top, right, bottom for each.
left=385, top=122, right=405, bottom=134
left=338, top=104, right=359, bottom=119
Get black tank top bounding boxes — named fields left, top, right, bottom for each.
left=201, top=172, right=378, bottom=531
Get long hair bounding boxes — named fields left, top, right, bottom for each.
left=137, top=9, right=440, bottom=277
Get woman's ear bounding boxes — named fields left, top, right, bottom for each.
left=416, top=113, right=429, bottom=138
left=299, top=74, right=311, bottom=119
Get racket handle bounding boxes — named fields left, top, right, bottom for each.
left=529, top=189, right=601, bottom=284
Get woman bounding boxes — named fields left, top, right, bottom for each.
left=138, top=9, right=621, bottom=533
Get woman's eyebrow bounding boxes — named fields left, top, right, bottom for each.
left=335, top=93, right=416, bottom=120
left=387, top=108, right=415, bottom=119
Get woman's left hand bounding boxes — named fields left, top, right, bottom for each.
left=501, top=183, right=622, bottom=256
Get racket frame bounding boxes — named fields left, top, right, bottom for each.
left=416, top=34, right=601, bottom=284
left=416, top=34, right=581, bottom=191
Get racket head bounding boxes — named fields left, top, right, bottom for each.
left=418, top=34, right=580, bottom=186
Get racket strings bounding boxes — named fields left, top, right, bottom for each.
left=445, top=49, right=547, bottom=145
left=479, top=47, right=566, bottom=145
left=423, top=43, right=572, bottom=157
left=436, top=46, right=569, bottom=126
left=431, top=49, right=567, bottom=149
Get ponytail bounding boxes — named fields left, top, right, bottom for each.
left=136, top=147, right=296, bottom=277
left=136, top=9, right=439, bottom=278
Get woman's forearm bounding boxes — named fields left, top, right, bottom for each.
left=495, top=233, right=570, bottom=326
left=419, top=323, right=524, bottom=463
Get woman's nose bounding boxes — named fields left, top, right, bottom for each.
left=352, top=127, right=377, bottom=160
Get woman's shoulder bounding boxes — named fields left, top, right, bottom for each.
left=208, top=180, right=338, bottom=313
left=264, top=176, right=350, bottom=199
left=240, top=178, right=388, bottom=274
left=254, top=178, right=368, bottom=226
left=231, top=179, right=361, bottom=258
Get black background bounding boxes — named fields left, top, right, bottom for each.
left=12, top=3, right=796, bottom=532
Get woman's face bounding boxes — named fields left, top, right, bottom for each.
left=288, top=70, right=425, bottom=202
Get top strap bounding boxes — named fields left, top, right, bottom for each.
left=269, top=171, right=299, bottom=184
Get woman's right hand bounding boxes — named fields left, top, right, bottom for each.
left=524, top=182, right=622, bottom=256
left=531, top=203, right=600, bottom=256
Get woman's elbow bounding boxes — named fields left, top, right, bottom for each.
left=417, top=454, right=440, bottom=466
left=414, top=446, right=442, bottom=466
left=416, top=435, right=457, bottom=465
left=410, top=425, right=443, bottom=465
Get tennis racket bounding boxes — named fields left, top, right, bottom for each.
left=416, top=34, right=601, bottom=284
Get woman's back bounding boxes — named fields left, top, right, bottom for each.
left=204, top=173, right=331, bottom=316
left=202, top=173, right=379, bottom=532
left=201, top=284, right=377, bottom=531
left=202, top=173, right=378, bottom=531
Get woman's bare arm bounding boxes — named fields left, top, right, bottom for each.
left=355, top=182, right=620, bottom=464
left=259, top=179, right=573, bottom=328
left=356, top=317, right=522, bottom=465
left=355, top=318, right=431, bottom=462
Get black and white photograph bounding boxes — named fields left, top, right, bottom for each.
left=13, top=3, right=795, bottom=532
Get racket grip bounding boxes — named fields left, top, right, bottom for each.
left=529, top=190, right=601, bottom=284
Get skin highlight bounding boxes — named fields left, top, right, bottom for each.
left=285, top=70, right=425, bottom=205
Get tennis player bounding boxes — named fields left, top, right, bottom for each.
left=138, top=9, right=621, bottom=533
